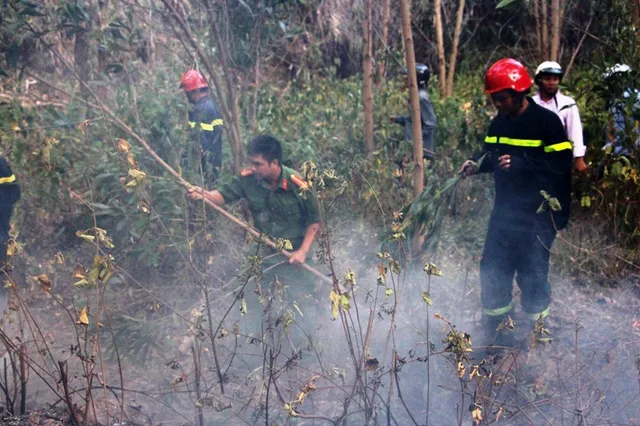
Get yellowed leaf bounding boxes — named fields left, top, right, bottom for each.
left=424, top=263, right=443, bottom=277
left=457, top=361, right=466, bottom=378
left=77, top=120, right=89, bottom=135
left=344, top=269, right=356, bottom=286
left=339, top=293, right=351, bottom=311
left=330, top=290, right=340, bottom=320
left=6, top=240, right=20, bottom=257
left=240, top=298, right=247, bottom=315
left=377, top=264, right=386, bottom=285
left=471, top=405, right=483, bottom=424
left=72, top=264, right=86, bottom=280
left=77, top=307, right=89, bottom=325
left=127, top=152, right=137, bottom=168
left=330, top=290, right=350, bottom=319
left=385, top=288, right=393, bottom=296
left=76, top=231, right=95, bottom=243
left=421, top=291, right=432, bottom=306
left=32, top=274, right=52, bottom=292
left=116, top=138, right=131, bottom=153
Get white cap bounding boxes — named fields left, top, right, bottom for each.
left=535, top=61, right=563, bottom=77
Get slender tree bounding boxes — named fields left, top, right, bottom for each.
left=541, top=0, right=549, bottom=58
left=399, top=0, right=424, bottom=198
left=434, top=0, right=447, bottom=96
left=446, top=0, right=466, bottom=97
left=362, top=0, right=375, bottom=155
left=550, top=0, right=561, bottom=61
left=376, top=0, right=392, bottom=86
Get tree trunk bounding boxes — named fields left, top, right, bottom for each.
left=445, top=0, right=465, bottom=97
left=633, top=0, right=640, bottom=29
left=247, top=11, right=263, bottom=133
left=433, top=0, right=447, bottom=96
left=95, top=0, right=107, bottom=99
left=533, top=0, right=542, bottom=61
left=550, top=0, right=561, bottom=61
left=541, top=0, right=549, bottom=59
left=362, top=0, right=375, bottom=155
left=74, top=27, right=92, bottom=114
left=376, top=0, right=392, bottom=86
left=399, top=0, right=424, bottom=252
left=205, top=0, right=244, bottom=172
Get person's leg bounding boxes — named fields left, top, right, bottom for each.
left=0, top=209, right=11, bottom=317
left=516, top=230, right=556, bottom=321
left=479, top=220, right=519, bottom=347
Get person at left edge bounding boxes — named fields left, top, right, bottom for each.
left=187, top=135, right=321, bottom=316
left=179, top=69, right=224, bottom=184
left=0, top=156, right=21, bottom=316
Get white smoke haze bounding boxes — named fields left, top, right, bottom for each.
left=3, top=196, right=640, bottom=425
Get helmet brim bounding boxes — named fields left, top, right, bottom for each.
left=537, top=68, right=563, bottom=76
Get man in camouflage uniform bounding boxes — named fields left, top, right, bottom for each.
left=188, top=135, right=321, bottom=332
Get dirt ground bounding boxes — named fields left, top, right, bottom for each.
left=2, top=218, right=640, bottom=425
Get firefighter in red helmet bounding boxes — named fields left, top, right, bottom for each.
left=458, top=58, right=572, bottom=348
left=179, top=69, right=224, bottom=185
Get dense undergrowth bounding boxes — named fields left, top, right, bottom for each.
left=0, top=64, right=639, bottom=425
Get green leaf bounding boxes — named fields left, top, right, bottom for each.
left=385, top=288, right=393, bottom=297
left=5, top=42, right=20, bottom=69
left=21, top=7, right=47, bottom=16
left=104, top=63, right=124, bottom=74
left=496, top=0, right=519, bottom=8
left=548, top=197, right=562, bottom=212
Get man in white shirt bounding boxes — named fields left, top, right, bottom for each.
left=532, top=61, right=588, bottom=172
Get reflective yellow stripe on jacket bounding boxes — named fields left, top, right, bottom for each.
left=189, top=119, right=224, bottom=131
left=484, top=136, right=542, bottom=148
left=0, top=174, right=16, bottom=184
left=544, top=141, right=572, bottom=152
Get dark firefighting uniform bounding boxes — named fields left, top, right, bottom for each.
left=394, top=87, right=437, bottom=158
left=218, top=166, right=321, bottom=321
left=188, top=96, right=224, bottom=182
left=0, top=157, right=20, bottom=314
left=474, top=98, right=572, bottom=320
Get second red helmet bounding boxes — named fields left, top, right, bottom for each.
left=484, top=58, right=533, bottom=94
left=179, top=69, right=208, bottom=92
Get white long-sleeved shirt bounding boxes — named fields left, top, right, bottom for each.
left=532, top=90, right=586, bottom=158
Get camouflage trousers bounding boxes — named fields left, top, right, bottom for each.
left=240, top=245, right=323, bottom=338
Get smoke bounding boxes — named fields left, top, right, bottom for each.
left=4, top=210, right=639, bottom=425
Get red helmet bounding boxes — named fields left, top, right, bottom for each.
left=484, top=58, right=532, bottom=94
left=179, top=69, right=208, bottom=92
